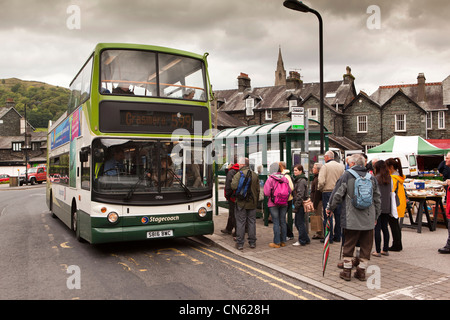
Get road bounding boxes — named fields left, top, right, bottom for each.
left=0, top=186, right=341, bottom=303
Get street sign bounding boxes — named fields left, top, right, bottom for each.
left=291, top=107, right=304, bottom=130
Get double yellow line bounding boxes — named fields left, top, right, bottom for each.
left=191, top=246, right=327, bottom=300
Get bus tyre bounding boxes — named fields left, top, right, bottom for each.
left=49, top=192, right=57, bottom=219
left=72, top=204, right=85, bottom=243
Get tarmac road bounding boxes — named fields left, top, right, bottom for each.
left=0, top=186, right=341, bottom=302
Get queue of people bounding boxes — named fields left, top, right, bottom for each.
left=222, top=151, right=450, bottom=283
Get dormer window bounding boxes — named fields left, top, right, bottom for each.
left=246, top=98, right=255, bottom=116
left=288, top=100, right=297, bottom=113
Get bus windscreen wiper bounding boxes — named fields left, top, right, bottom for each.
left=167, top=169, right=192, bottom=199
left=124, top=176, right=144, bottom=200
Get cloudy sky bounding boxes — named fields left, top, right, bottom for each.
left=1, top=0, right=450, bottom=95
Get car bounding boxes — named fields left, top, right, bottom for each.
left=19, top=166, right=47, bottom=185
left=0, top=174, right=10, bottom=183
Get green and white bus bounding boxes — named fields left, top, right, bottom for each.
left=46, top=43, right=214, bottom=244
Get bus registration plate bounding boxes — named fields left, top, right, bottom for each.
left=147, top=230, right=173, bottom=239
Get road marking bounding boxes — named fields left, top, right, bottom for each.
left=118, top=262, right=131, bottom=271
left=192, top=246, right=327, bottom=300
left=371, top=275, right=450, bottom=300
left=60, top=242, right=72, bottom=249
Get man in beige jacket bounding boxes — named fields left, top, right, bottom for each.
left=318, top=151, right=345, bottom=243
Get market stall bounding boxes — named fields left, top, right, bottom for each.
left=402, top=179, right=448, bottom=233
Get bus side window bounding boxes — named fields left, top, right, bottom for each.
left=80, top=147, right=91, bottom=190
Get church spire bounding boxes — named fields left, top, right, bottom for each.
left=275, top=46, right=286, bottom=86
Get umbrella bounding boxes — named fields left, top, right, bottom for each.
left=322, top=216, right=331, bottom=277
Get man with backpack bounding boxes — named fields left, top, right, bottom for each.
left=231, top=157, right=260, bottom=250
left=326, top=154, right=381, bottom=282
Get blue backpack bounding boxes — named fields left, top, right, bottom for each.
left=348, top=169, right=373, bottom=209
left=235, top=170, right=252, bottom=201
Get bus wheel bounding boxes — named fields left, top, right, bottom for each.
left=50, top=191, right=57, bottom=219
left=71, top=201, right=85, bottom=243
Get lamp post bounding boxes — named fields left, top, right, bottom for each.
left=283, top=0, right=324, bottom=155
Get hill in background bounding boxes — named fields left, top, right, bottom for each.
left=0, top=78, right=70, bottom=129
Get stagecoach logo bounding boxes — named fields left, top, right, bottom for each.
left=141, top=215, right=180, bottom=224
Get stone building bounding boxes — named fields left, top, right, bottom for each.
left=214, top=48, right=450, bottom=153
left=0, top=99, right=47, bottom=172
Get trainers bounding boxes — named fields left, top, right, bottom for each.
left=293, top=241, right=300, bottom=246
left=236, top=243, right=243, bottom=250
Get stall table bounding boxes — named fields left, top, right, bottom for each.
left=402, top=195, right=447, bottom=233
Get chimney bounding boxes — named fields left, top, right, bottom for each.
left=417, top=73, right=426, bottom=102
left=237, top=72, right=251, bottom=92
left=286, top=71, right=303, bottom=90
left=343, top=66, right=355, bottom=84
left=5, top=98, right=15, bottom=108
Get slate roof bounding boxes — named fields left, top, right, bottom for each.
left=370, top=81, right=446, bottom=112
left=215, top=80, right=356, bottom=113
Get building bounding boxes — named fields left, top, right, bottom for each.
left=0, top=99, right=47, bottom=175
left=214, top=49, right=361, bottom=151
left=214, top=48, right=450, bottom=154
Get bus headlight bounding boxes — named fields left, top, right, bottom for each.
left=198, top=207, right=207, bottom=218
left=107, top=212, right=119, bottom=223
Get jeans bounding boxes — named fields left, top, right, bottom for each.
left=294, top=206, right=310, bottom=244
left=235, top=205, right=257, bottom=247
left=269, top=206, right=287, bottom=244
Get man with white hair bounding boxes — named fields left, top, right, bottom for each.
left=326, top=154, right=381, bottom=281
left=318, top=150, right=345, bottom=242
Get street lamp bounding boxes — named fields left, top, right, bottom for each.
left=283, top=0, right=325, bottom=154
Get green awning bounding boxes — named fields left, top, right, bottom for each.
left=368, top=136, right=449, bottom=155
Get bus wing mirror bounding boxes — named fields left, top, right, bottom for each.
left=80, top=147, right=91, bottom=163
left=93, top=149, right=104, bottom=163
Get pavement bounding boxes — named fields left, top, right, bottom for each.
left=205, top=187, right=450, bottom=300
left=3, top=182, right=449, bottom=300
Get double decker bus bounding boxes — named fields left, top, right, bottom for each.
left=46, top=43, right=214, bottom=244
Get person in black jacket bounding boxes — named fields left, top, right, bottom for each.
left=221, top=161, right=240, bottom=236
left=292, top=164, right=310, bottom=246
left=438, top=152, right=450, bottom=254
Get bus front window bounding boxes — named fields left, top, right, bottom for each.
left=100, top=49, right=206, bottom=101
left=92, top=139, right=211, bottom=198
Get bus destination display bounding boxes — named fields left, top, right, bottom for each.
left=120, top=110, right=193, bottom=130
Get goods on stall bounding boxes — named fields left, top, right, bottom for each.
left=404, top=179, right=447, bottom=197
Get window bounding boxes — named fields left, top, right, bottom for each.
left=69, top=55, right=93, bottom=114
left=80, top=149, right=90, bottom=190
left=32, top=142, right=41, bottom=151
left=395, top=114, right=406, bottom=132
left=12, top=142, right=22, bottom=151
left=438, top=111, right=445, bottom=129
left=288, top=100, right=297, bottom=113
left=357, top=115, right=368, bottom=133
left=265, top=109, right=272, bottom=121
left=308, top=108, right=318, bottom=121
left=92, top=139, right=212, bottom=196
left=426, top=112, right=432, bottom=130
left=100, top=50, right=206, bottom=101
left=49, top=154, right=70, bottom=186
left=246, top=98, right=254, bottom=116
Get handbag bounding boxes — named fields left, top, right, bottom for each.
left=303, top=199, right=314, bottom=213
left=390, top=180, right=399, bottom=219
